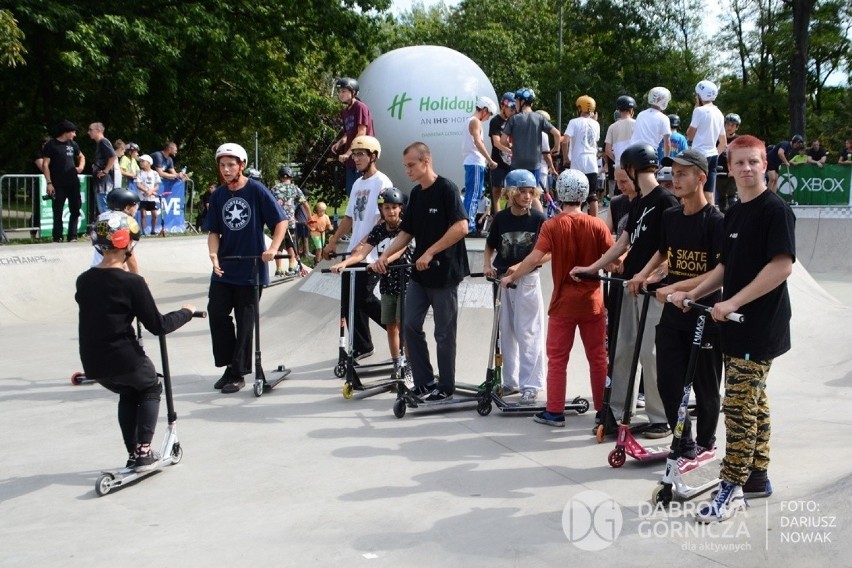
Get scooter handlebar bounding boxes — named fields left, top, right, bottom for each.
left=666, top=295, right=745, bottom=323
left=574, top=271, right=628, bottom=286
left=192, top=311, right=207, bottom=319
left=219, top=254, right=289, bottom=260
left=323, top=260, right=439, bottom=273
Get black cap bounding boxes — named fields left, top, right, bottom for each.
left=56, top=120, right=77, bottom=135
left=662, top=148, right=708, bottom=174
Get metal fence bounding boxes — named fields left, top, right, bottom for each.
left=0, top=174, right=42, bottom=243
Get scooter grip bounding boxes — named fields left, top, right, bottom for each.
left=193, top=311, right=207, bottom=318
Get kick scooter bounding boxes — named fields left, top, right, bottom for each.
left=326, top=252, right=395, bottom=380
left=476, top=277, right=589, bottom=416
left=652, top=298, right=743, bottom=506
left=322, top=263, right=412, bottom=399
left=95, top=311, right=206, bottom=496
left=220, top=254, right=292, bottom=397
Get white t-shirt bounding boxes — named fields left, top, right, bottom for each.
left=135, top=169, right=161, bottom=202
left=462, top=116, right=487, bottom=167
left=630, top=108, right=671, bottom=149
left=605, top=118, right=636, bottom=168
left=345, top=171, right=392, bottom=261
left=689, top=104, right=725, bottom=157
left=540, top=133, right=551, bottom=173
left=565, top=117, right=600, bottom=174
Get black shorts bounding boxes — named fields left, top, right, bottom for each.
left=139, top=201, right=158, bottom=211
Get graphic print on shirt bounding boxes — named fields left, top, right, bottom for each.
left=629, top=206, right=656, bottom=245
left=500, top=230, right=536, bottom=261
left=223, top=196, right=250, bottom=231
left=354, top=193, right=368, bottom=222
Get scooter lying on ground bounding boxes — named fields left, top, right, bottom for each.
left=95, top=311, right=207, bottom=496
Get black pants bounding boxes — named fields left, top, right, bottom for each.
left=655, top=324, right=722, bottom=451
left=340, top=268, right=383, bottom=355
left=96, top=358, right=162, bottom=454
left=52, top=183, right=81, bottom=241
left=208, top=281, right=258, bottom=375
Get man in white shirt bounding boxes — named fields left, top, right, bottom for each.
left=630, top=86, right=672, bottom=158
left=462, top=96, right=498, bottom=234
left=687, top=80, right=727, bottom=205
left=563, top=95, right=601, bottom=216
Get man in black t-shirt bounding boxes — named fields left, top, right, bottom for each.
left=839, top=138, right=852, bottom=164
left=41, top=120, right=86, bottom=242
left=572, top=143, right=679, bottom=438
left=372, top=142, right=470, bottom=401
left=805, top=139, right=828, bottom=167
left=488, top=92, right=516, bottom=214
left=673, top=135, right=795, bottom=523
left=628, top=149, right=725, bottom=464
left=88, top=122, right=116, bottom=214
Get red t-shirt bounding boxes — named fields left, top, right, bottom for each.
left=535, top=212, right=614, bottom=317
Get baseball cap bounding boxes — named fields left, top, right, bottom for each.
left=662, top=149, right=708, bottom=174
left=138, top=154, right=153, bottom=165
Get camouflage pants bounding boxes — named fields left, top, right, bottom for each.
left=721, top=356, right=772, bottom=485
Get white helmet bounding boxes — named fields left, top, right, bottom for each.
left=536, top=109, right=551, bottom=121
left=476, top=95, right=497, bottom=115
left=556, top=169, right=589, bottom=203
left=647, top=86, right=672, bottom=110
left=215, top=143, right=248, bottom=164
left=695, top=80, right=719, bottom=102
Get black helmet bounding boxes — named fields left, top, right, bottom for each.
left=668, top=114, right=680, bottom=129
left=616, top=95, right=636, bottom=111
left=620, top=143, right=660, bottom=171
left=377, top=187, right=406, bottom=206
left=791, top=134, right=805, bottom=144
left=278, top=166, right=294, bottom=179
left=106, top=187, right=140, bottom=211
left=335, top=77, right=359, bottom=93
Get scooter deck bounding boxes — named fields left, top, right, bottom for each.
left=621, top=429, right=669, bottom=462
left=491, top=395, right=590, bottom=414
left=264, top=274, right=300, bottom=288
left=673, top=459, right=720, bottom=499
left=263, top=365, right=292, bottom=389
left=343, top=378, right=398, bottom=400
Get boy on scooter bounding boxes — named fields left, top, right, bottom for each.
left=671, top=135, right=795, bottom=523
left=76, top=211, right=195, bottom=472
left=627, top=149, right=725, bottom=466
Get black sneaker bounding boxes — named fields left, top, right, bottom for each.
left=643, top=423, right=672, bottom=439
left=411, top=382, right=437, bottom=397
left=125, top=454, right=136, bottom=469
left=134, top=450, right=161, bottom=473
left=214, top=368, right=239, bottom=390
left=221, top=378, right=245, bottom=394
left=425, top=388, right=452, bottom=401
left=353, top=349, right=374, bottom=362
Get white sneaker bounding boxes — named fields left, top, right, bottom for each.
left=636, top=393, right=646, bottom=408
left=519, top=390, right=537, bottom=405
left=696, top=481, right=747, bottom=523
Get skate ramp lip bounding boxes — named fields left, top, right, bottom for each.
left=792, top=206, right=852, bottom=274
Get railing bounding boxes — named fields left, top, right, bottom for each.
left=0, top=174, right=43, bottom=243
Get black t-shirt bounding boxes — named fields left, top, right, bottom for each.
left=720, top=190, right=796, bottom=360
left=93, top=137, right=116, bottom=173
left=767, top=141, right=792, bottom=170
left=806, top=147, right=827, bottom=162
left=400, top=176, right=470, bottom=288
left=840, top=148, right=852, bottom=163
left=488, top=114, right=509, bottom=167
left=41, top=138, right=82, bottom=188
left=76, top=268, right=192, bottom=379
left=609, top=194, right=632, bottom=239
left=717, top=134, right=739, bottom=174
left=658, top=204, right=725, bottom=331
left=486, top=208, right=546, bottom=271
left=366, top=221, right=413, bottom=296
left=622, top=186, right=679, bottom=278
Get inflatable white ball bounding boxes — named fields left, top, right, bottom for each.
left=358, top=46, right=497, bottom=194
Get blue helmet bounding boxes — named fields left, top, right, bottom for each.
left=501, top=92, right=516, bottom=105
left=505, top=169, right=537, bottom=188
left=514, top=87, right=536, bottom=105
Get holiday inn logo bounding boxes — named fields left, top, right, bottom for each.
left=387, top=91, right=476, bottom=121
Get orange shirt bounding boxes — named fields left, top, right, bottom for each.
left=535, top=212, right=614, bottom=317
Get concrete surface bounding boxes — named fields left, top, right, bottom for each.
left=1, top=217, right=851, bottom=567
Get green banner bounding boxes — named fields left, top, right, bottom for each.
left=39, top=176, right=89, bottom=238
left=776, top=164, right=852, bottom=206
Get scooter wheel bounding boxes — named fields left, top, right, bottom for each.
left=393, top=399, right=406, bottom=419
left=171, top=443, right=183, bottom=465
left=253, top=381, right=264, bottom=397
left=608, top=447, right=626, bottom=468
left=95, top=473, right=114, bottom=496
left=651, top=484, right=672, bottom=507
left=477, top=401, right=492, bottom=416
left=333, top=363, right=346, bottom=378
left=71, top=372, right=86, bottom=385
left=342, top=383, right=354, bottom=399
left=573, top=396, right=590, bottom=414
